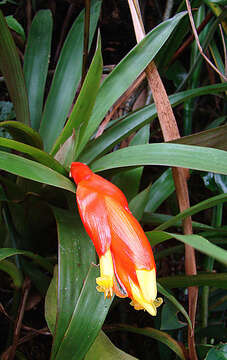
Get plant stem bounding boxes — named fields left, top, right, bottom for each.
left=127, top=1, right=198, bottom=359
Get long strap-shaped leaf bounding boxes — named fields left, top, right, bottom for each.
left=147, top=231, right=227, bottom=266
left=79, top=82, right=227, bottom=164
left=39, top=0, right=101, bottom=152
left=91, top=143, right=227, bottom=176
left=50, top=207, right=112, bottom=360
left=23, top=10, right=53, bottom=131
left=0, top=151, right=74, bottom=192
left=51, top=33, right=103, bottom=156
left=0, top=138, right=67, bottom=175
left=76, top=11, right=187, bottom=156
left=0, top=10, right=30, bottom=125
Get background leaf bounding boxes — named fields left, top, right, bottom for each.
left=23, top=10, right=53, bottom=130
left=51, top=34, right=103, bottom=156
left=0, top=151, right=74, bottom=192
left=85, top=331, right=138, bottom=360
left=91, top=143, right=227, bottom=176
left=108, top=325, right=186, bottom=360
left=76, top=11, right=187, bottom=155
left=79, top=82, right=227, bottom=164
left=0, top=10, right=30, bottom=125
left=50, top=207, right=113, bottom=360
left=39, top=0, right=101, bottom=152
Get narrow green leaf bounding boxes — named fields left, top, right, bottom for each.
left=40, top=0, right=101, bottom=152
left=111, top=125, right=150, bottom=201
left=108, top=325, right=186, bottom=360
left=51, top=33, right=103, bottom=156
left=0, top=259, right=23, bottom=288
left=157, top=283, right=192, bottom=330
left=5, top=15, right=25, bottom=41
left=51, top=207, right=113, bottom=360
left=159, top=273, right=227, bottom=290
left=0, top=138, right=67, bottom=175
left=79, top=82, right=227, bottom=164
left=0, top=247, right=53, bottom=273
left=45, top=266, right=58, bottom=334
left=129, top=184, right=151, bottom=221
left=143, top=212, right=214, bottom=231
left=0, top=151, right=75, bottom=192
left=0, top=10, right=30, bottom=125
left=85, top=331, right=138, bottom=360
left=147, top=231, right=227, bottom=266
left=0, top=120, right=43, bottom=149
left=205, top=343, right=227, bottom=360
left=145, top=168, right=174, bottom=213
left=171, top=124, right=227, bottom=151
left=91, top=143, right=227, bottom=176
left=54, top=265, right=113, bottom=360
left=23, top=10, right=53, bottom=131
left=50, top=207, right=96, bottom=359
left=153, top=193, right=227, bottom=231
left=54, top=131, right=76, bottom=171
left=76, top=11, right=187, bottom=156
left=160, top=302, right=186, bottom=330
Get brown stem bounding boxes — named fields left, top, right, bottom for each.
left=95, top=72, right=146, bottom=138
left=171, top=12, right=212, bottom=64
left=9, top=278, right=31, bottom=360
left=128, top=1, right=198, bottom=359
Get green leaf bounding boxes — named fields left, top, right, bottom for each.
left=160, top=301, right=187, bottom=330
left=91, top=143, right=227, bottom=176
left=147, top=231, right=227, bottom=266
left=23, top=10, right=53, bottom=131
left=129, top=184, right=151, bottom=221
left=0, top=10, right=30, bottom=125
left=153, top=193, right=227, bottom=231
left=85, top=331, right=138, bottom=360
left=5, top=15, right=25, bottom=41
left=51, top=33, right=103, bottom=156
left=111, top=125, right=150, bottom=202
left=0, top=137, right=67, bottom=175
left=79, top=82, right=227, bottom=164
left=171, top=124, right=227, bottom=151
left=76, top=11, right=187, bottom=156
left=204, top=0, right=227, bottom=5
left=0, top=247, right=53, bottom=273
left=0, top=151, right=75, bottom=192
left=54, top=131, right=76, bottom=171
left=40, top=0, right=101, bottom=152
left=45, top=265, right=58, bottom=334
left=50, top=207, right=113, bottom=360
left=0, top=259, right=23, bottom=288
left=143, top=212, right=217, bottom=231
left=145, top=168, right=174, bottom=213
left=109, top=324, right=186, bottom=360
left=0, top=120, right=43, bottom=148
left=159, top=273, right=227, bottom=290
left=203, top=173, right=227, bottom=194
left=157, top=283, right=192, bottom=330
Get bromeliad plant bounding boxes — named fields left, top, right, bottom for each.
left=0, top=0, right=227, bottom=359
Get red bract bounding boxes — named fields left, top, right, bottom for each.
left=70, top=162, right=162, bottom=316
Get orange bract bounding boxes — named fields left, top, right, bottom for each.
left=70, top=162, right=162, bottom=316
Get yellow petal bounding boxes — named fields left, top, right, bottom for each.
left=129, top=277, right=162, bottom=317
left=136, top=268, right=157, bottom=302
left=96, top=249, right=114, bottom=298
